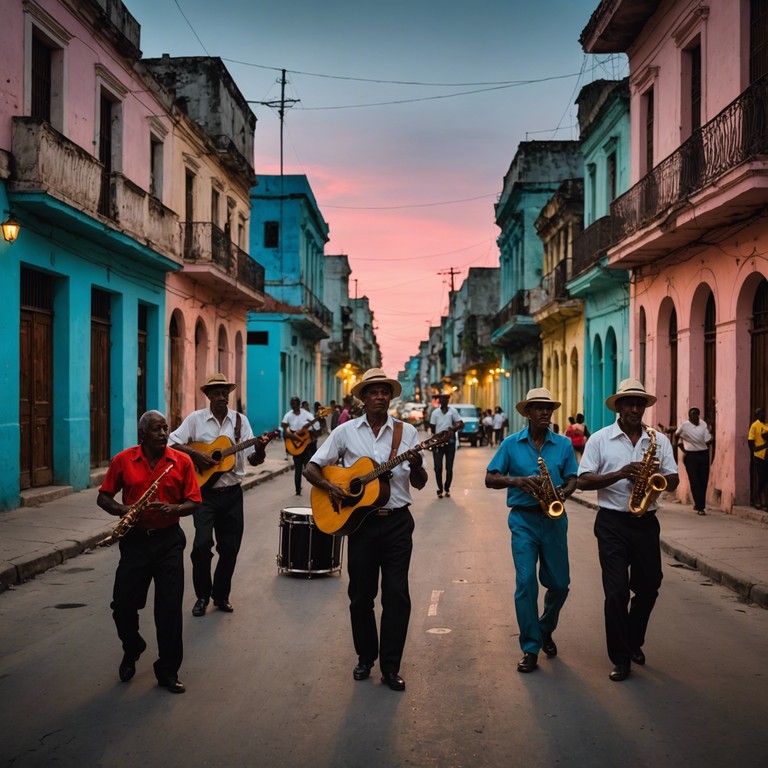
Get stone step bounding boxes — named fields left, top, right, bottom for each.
left=19, top=485, right=74, bottom=507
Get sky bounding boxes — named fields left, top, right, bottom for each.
left=125, top=0, right=628, bottom=375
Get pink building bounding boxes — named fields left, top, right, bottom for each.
left=581, top=0, right=768, bottom=511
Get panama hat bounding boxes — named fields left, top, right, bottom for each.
left=516, top=387, right=561, bottom=417
left=605, top=378, right=657, bottom=412
left=200, top=372, right=237, bottom=394
left=351, top=368, right=402, bottom=399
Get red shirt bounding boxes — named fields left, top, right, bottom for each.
left=100, top=446, right=201, bottom=529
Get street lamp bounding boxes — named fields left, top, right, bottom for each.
left=2, top=213, right=20, bottom=244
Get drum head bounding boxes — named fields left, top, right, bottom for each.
left=281, top=507, right=314, bottom=524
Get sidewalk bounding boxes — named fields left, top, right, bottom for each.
left=570, top=489, right=768, bottom=609
left=0, top=441, right=292, bottom=593
left=2, top=451, right=768, bottom=608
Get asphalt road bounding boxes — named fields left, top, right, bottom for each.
left=1, top=445, right=766, bottom=768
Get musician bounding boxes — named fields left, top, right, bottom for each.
left=577, top=378, right=679, bottom=682
left=169, top=373, right=266, bottom=617
left=303, top=368, right=428, bottom=691
left=484, top=388, right=578, bottom=674
left=748, top=407, right=768, bottom=510
left=429, top=393, right=463, bottom=498
left=97, top=410, right=201, bottom=693
left=674, top=407, right=713, bottom=515
left=282, top=396, right=323, bottom=496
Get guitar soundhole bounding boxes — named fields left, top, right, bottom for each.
left=211, top=450, right=222, bottom=462
left=347, top=478, right=364, bottom=501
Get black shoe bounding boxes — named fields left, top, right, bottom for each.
left=541, top=632, right=557, bottom=658
left=437, top=491, right=443, bottom=498
left=158, top=676, right=186, bottom=694
left=192, top=598, right=208, bottom=617
left=118, top=639, right=147, bottom=682
left=445, top=490, right=451, bottom=497
left=609, top=664, right=631, bottom=681
left=353, top=662, right=374, bottom=681
left=631, top=648, right=646, bottom=666
left=381, top=672, right=406, bottom=691
left=517, top=653, right=538, bottom=673
left=214, top=600, right=234, bottom=613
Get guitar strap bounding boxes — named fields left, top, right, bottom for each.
left=388, top=420, right=404, bottom=461
left=235, top=413, right=242, bottom=443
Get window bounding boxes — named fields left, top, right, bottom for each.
left=150, top=136, right=163, bottom=199
left=238, top=215, right=246, bottom=249
left=587, top=163, right=596, bottom=224
left=31, top=33, right=52, bottom=122
left=643, top=88, right=655, bottom=174
left=211, top=188, right=220, bottom=228
left=606, top=151, right=617, bottom=205
left=248, top=331, right=269, bottom=345
left=750, top=0, right=768, bottom=82
left=638, top=307, right=647, bottom=383
left=682, top=40, right=702, bottom=139
left=264, top=221, right=279, bottom=248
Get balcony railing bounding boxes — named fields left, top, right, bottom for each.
left=572, top=216, right=612, bottom=276
left=494, top=290, right=530, bottom=328
left=303, top=286, right=334, bottom=328
left=11, top=117, right=181, bottom=262
left=611, top=73, right=768, bottom=242
left=183, top=222, right=264, bottom=294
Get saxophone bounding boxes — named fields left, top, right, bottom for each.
left=535, top=456, right=565, bottom=519
left=110, top=464, right=174, bottom=541
left=628, top=427, right=668, bottom=517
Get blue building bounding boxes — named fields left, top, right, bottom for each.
left=492, top=142, right=583, bottom=417
left=247, top=175, right=332, bottom=433
left=568, top=79, right=631, bottom=431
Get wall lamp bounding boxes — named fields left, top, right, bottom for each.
left=2, top=213, right=20, bottom=244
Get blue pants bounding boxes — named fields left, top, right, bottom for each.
left=508, top=508, right=570, bottom=655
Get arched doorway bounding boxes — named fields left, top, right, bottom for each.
left=195, top=319, right=208, bottom=410
left=217, top=325, right=229, bottom=377
left=169, top=311, right=184, bottom=429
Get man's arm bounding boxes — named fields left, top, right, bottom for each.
left=485, top=470, right=542, bottom=497
left=406, top=450, right=427, bottom=489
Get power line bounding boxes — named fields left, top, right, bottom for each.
left=172, top=0, right=210, bottom=56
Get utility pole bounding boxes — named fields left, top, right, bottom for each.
left=254, top=69, right=300, bottom=177
left=438, top=267, right=461, bottom=292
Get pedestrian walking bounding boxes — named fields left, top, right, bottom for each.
left=675, top=407, right=713, bottom=515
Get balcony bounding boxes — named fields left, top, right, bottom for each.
left=608, top=74, right=768, bottom=266
left=490, top=290, right=539, bottom=347
left=572, top=216, right=612, bottom=277
left=9, top=117, right=181, bottom=268
left=530, top=260, right=582, bottom=329
left=182, top=222, right=265, bottom=309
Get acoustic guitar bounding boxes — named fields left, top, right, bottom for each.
left=284, top=407, right=330, bottom=456
left=311, top=429, right=453, bottom=536
left=188, top=429, right=280, bottom=489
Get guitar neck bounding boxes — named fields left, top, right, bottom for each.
left=221, top=433, right=274, bottom=459
left=358, top=443, right=426, bottom=485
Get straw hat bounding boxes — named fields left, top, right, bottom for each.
left=516, top=387, right=561, bottom=417
left=605, top=378, right=657, bottom=412
left=200, top=372, right=237, bottom=394
left=351, top=368, right=402, bottom=399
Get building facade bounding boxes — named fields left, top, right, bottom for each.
left=581, top=0, right=768, bottom=510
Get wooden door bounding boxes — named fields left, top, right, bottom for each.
left=169, top=314, right=182, bottom=429
left=19, top=302, right=54, bottom=489
left=90, top=289, right=111, bottom=468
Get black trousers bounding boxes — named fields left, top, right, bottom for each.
left=432, top=442, right=457, bottom=493
left=594, top=508, right=662, bottom=666
left=347, top=507, right=414, bottom=674
left=683, top=450, right=710, bottom=510
left=111, top=523, right=186, bottom=681
left=293, top=442, right=317, bottom=493
left=191, top=484, right=244, bottom=602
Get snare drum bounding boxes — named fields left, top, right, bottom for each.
left=277, top=507, right=343, bottom=577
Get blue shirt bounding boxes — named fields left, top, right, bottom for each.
left=486, top=426, right=578, bottom=508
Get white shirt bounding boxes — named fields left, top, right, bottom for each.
left=169, top=407, right=256, bottom=488
left=430, top=406, right=462, bottom=432
left=578, top=421, right=678, bottom=512
left=282, top=408, right=321, bottom=433
left=310, top=414, right=422, bottom=509
left=675, top=420, right=711, bottom=452
left=492, top=411, right=506, bottom=429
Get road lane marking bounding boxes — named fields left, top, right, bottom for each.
left=428, top=589, right=444, bottom=616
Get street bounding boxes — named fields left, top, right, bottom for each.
left=1, top=444, right=766, bottom=768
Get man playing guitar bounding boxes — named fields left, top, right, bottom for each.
left=303, top=368, right=428, bottom=692
left=282, top=396, right=323, bottom=496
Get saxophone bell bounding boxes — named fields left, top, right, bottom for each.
left=536, top=457, right=566, bottom=520
left=628, top=427, right=668, bottom=516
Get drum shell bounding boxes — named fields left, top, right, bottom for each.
left=277, top=507, right=342, bottom=576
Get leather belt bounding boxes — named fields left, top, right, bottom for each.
left=374, top=506, right=408, bottom=516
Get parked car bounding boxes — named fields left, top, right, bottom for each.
left=451, top=404, right=482, bottom=446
